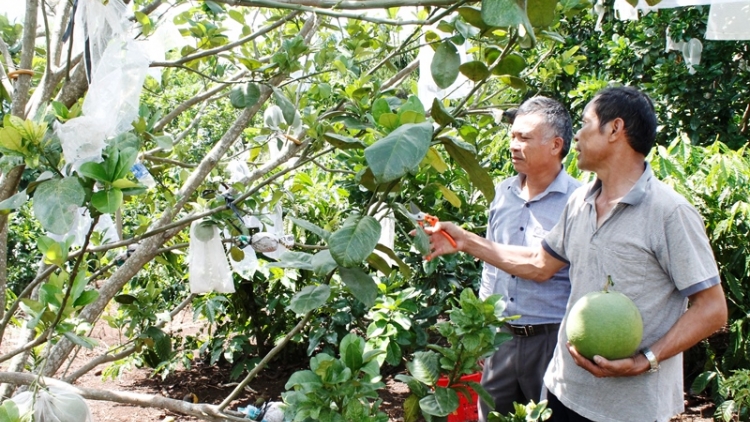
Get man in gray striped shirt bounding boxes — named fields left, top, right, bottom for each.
left=478, top=97, right=580, bottom=420
left=426, top=87, right=727, bottom=422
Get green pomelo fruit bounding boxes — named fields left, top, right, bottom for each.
left=193, top=223, right=216, bottom=242
left=566, top=289, right=643, bottom=360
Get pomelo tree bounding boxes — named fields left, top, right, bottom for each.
left=0, top=0, right=749, bottom=420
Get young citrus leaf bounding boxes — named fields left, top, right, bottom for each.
left=458, top=6, right=490, bottom=30
left=431, top=41, right=460, bottom=89
left=499, top=75, right=528, bottom=91
left=481, top=0, right=526, bottom=27
left=91, top=188, right=124, bottom=214
left=437, top=184, right=462, bottom=208
left=32, top=177, right=85, bottom=235
left=364, top=122, right=433, bottom=184
left=371, top=98, right=391, bottom=122
left=63, top=332, right=98, bottom=350
left=459, top=61, right=490, bottom=82
left=311, top=250, right=338, bottom=275
left=0, top=126, right=28, bottom=155
left=420, top=386, right=460, bottom=417
left=441, top=137, right=495, bottom=202
left=328, top=215, right=381, bottom=267
left=78, top=161, right=110, bottom=183
left=406, top=350, right=440, bottom=385
left=399, top=110, right=425, bottom=124
left=289, top=284, right=331, bottom=314
left=339, top=266, right=378, bottom=307
left=111, top=178, right=141, bottom=189
left=73, top=290, right=99, bottom=308
left=528, top=0, right=557, bottom=28
left=430, top=98, right=455, bottom=127
left=323, top=133, right=367, bottom=150
left=397, top=95, right=426, bottom=117
left=290, top=217, right=331, bottom=241
left=266, top=251, right=314, bottom=270
left=274, top=89, right=297, bottom=125
left=340, top=333, right=365, bottom=371
left=492, top=53, right=526, bottom=76
left=0, top=190, right=27, bottom=213
left=230, top=82, right=261, bottom=108
left=378, top=113, right=399, bottom=130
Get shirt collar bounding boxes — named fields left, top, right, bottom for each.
left=511, top=167, right=572, bottom=201
left=584, top=162, right=652, bottom=206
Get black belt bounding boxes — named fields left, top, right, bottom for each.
left=506, top=323, right=560, bottom=337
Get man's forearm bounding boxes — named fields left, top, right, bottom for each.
left=648, top=284, right=727, bottom=365
left=458, top=231, right=561, bottom=282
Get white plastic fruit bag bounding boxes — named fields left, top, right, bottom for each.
left=11, top=386, right=93, bottom=422
left=188, top=220, right=235, bottom=294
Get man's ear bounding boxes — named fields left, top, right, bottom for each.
left=610, top=117, right=626, bottom=139
left=551, top=136, right=564, bottom=155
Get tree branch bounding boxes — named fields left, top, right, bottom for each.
left=150, top=11, right=301, bottom=67
left=11, top=0, right=39, bottom=118
left=152, top=71, right=246, bottom=133
left=218, top=310, right=313, bottom=411
left=0, top=372, right=249, bottom=422
left=219, top=0, right=455, bottom=10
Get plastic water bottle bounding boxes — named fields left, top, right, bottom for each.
left=131, top=161, right=156, bottom=188
left=238, top=404, right=266, bottom=421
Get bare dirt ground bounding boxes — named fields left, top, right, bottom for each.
left=3, top=307, right=715, bottom=421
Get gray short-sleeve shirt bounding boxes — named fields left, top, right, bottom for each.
left=541, top=163, right=720, bottom=422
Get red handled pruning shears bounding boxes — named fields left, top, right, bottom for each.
left=406, top=202, right=457, bottom=248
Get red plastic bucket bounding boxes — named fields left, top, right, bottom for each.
left=436, top=372, right=482, bottom=422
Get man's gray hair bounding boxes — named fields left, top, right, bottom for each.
left=516, top=96, right=573, bottom=158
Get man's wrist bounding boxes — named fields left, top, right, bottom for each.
left=640, top=347, right=659, bottom=373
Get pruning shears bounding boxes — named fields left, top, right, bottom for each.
left=406, top=202, right=458, bottom=248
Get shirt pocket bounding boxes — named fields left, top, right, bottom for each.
left=597, top=246, right=648, bottom=300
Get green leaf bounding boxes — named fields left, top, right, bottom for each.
left=340, top=333, right=365, bottom=371
left=364, top=122, right=433, bottom=184
left=431, top=41, right=461, bottom=89
left=70, top=270, right=87, bottom=303
left=481, top=0, right=527, bottom=27
left=114, top=147, right=139, bottom=181
left=467, top=381, right=495, bottom=410
left=378, top=113, right=399, bottom=130
left=143, top=326, right=172, bottom=361
left=79, top=161, right=111, bottom=183
left=323, top=133, right=367, bottom=150
left=32, top=177, right=85, bottom=235
left=371, top=98, right=391, bottom=122
left=528, top=0, right=557, bottom=27
left=437, top=184, right=462, bottom=208
left=441, top=137, right=495, bottom=203
left=289, top=284, right=331, bottom=314
left=63, top=332, right=98, bottom=349
left=312, top=250, right=338, bottom=275
left=430, top=98, right=455, bottom=126
left=274, top=89, right=297, bottom=125
left=73, top=290, right=99, bottom=308
left=413, top=226, right=431, bottom=256
left=91, top=188, right=124, bottom=214
left=267, top=251, right=314, bottom=270
left=0, top=126, right=28, bottom=155
left=229, top=83, right=261, bottom=108
left=407, top=350, right=440, bottom=385
left=459, top=61, right=490, bottom=82
left=458, top=6, right=490, bottom=30
left=339, top=267, right=379, bottom=307
left=114, top=294, right=138, bottom=305
left=404, top=395, right=422, bottom=422
left=499, top=75, right=527, bottom=90
left=690, top=371, right=716, bottom=394
left=397, top=95, right=426, bottom=117
left=0, top=190, right=27, bottom=213
left=420, top=386, right=460, bottom=417
left=400, top=110, right=425, bottom=124
left=290, top=217, right=331, bottom=241
left=375, top=244, right=412, bottom=278
left=328, top=215, right=381, bottom=267
left=493, top=53, right=526, bottom=76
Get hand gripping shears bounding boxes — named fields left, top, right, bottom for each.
left=406, top=203, right=457, bottom=248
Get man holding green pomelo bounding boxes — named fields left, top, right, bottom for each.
left=425, top=86, right=727, bottom=422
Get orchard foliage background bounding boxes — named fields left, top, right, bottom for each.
left=0, top=0, right=749, bottom=420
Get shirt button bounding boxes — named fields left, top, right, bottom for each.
left=520, top=227, right=524, bottom=231
left=511, top=275, right=516, bottom=279
left=510, top=297, right=515, bottom=302
left=525, top=203, right=530, bottom=207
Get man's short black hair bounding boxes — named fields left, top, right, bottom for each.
left=592, top=87, right=657, bottom=156
left=516, top=96, right=574, bottom=158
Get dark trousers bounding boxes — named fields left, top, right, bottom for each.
left=547, top=392, right=594, bottom=422
left=478, top=324, right=559, bottom=421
